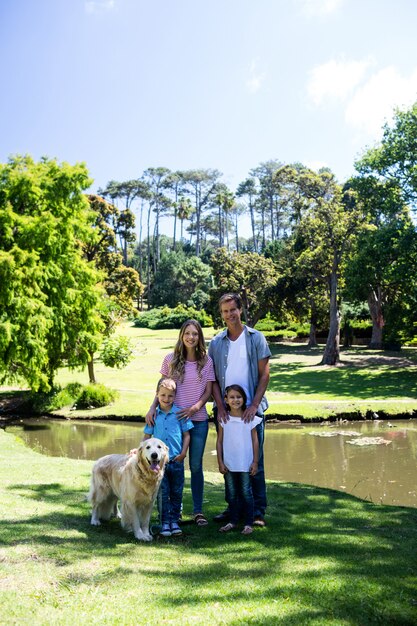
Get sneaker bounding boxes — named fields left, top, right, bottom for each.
left=171, top=522, right=182, bottom=536
left=160, top=523, right=172, bottom=537
left=253, top=517, right=266, bottom=527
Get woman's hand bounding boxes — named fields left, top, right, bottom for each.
left=177, top=405, right=198, bottom=420
left=145, top=408, right=156, bottom=426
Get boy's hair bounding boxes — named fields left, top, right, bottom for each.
left=224, top=384, right=247, bottom=410
left=156, top=377, right=177, bottom=393
left=218, top=293, right=242, bottom=311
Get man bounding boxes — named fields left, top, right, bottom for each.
left=209, top=293, right=271, bottom=526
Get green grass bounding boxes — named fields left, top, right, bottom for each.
left=2, top=323, right=417, bottom=420
left=1, top=429, right=416, bottom=625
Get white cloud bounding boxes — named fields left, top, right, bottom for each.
left=296, top=0, right=345, bottom=17
left=307, top=57, right=374, bottom=105
left=85, top=0, right=115, bottom=14
left=345, top=65, right=417, bottom=136
left=307, top=57, right=417, bottom=143
left=246, top=59, right=267, bottom=94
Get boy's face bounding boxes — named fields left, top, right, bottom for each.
left=157, top=386, right=176, bottom=411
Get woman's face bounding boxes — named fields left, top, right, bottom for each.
left=182, top=324, right=200, bottom=349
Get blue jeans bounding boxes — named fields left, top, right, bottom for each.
left=159, top=461, right=184, bottom=524
left=188, top=419, right=208, bottom=514
left=224, top=471, right=254, bottom=526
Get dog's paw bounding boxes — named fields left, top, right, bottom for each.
left=90, top=518, right=101, bottom=526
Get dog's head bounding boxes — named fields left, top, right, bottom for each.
left=138, top=438, right=169, bottom=474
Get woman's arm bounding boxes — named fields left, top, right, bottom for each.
left=145, top=395, right=158, bottom=426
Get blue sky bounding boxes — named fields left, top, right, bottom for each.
left=1, top=0, right=417, bottom=237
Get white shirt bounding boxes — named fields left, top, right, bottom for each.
left=222, top=415, right=262, bottom=472
left=224, top=332, right=251, bottom=404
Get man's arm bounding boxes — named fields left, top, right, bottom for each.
left=243, top=357, right=270, bottom=422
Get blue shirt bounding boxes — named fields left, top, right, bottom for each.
left=143, top=404, right=193, bottom=460
left=208, top=325, right=271, bottom=415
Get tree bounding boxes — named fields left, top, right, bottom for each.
left=209, top=248, right=277, bottom=326
left=356, top=102, right=417, bottom=207
left=0, top=156, right=103, bottom=391
left=97, top=180, right=138, bottom=265
left=150, top=251, right=212, bottom=308
left=236, top=178, right=258, bottom=251
left=181, top=169, right=222, bottom=256
left=296, top=179, right=368, bottom=365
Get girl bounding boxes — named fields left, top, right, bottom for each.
left=216, top=384, right=261, bottom=535
left=146, top=319, right=215, bottom=526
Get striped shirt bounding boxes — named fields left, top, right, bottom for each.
left=160, top=353, right=216, bottom=422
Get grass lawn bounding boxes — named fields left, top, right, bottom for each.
left=1, top=429, right=416, bottom=625
left=2, top=323, right=417, bottom=421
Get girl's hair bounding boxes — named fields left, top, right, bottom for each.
left=156, top=377, right=177, bottom=393
left=224, top=384, right=247, bottom=411
left=169, top=319, right=207, bottom=382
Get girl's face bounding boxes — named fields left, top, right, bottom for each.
left=226, top=389, right=244, bottom=411
left=182, top=324, right=200, bottom=349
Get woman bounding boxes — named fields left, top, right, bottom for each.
left=146, top=319, right=215, bottom=526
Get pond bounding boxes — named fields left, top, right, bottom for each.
left=6, top=418, right=417, bottom=508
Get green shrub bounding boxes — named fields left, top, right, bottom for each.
left=133, top=304, right=213, bottom=329
left=30, top=382, right=84, bottom=413
left=264, top=329, right=297, bottom=339
left=100, top=336, right=134, bottom=369
left=75, top=383, right=119, bottom=409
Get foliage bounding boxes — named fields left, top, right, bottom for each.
left=209, top=248, right=278, bottom=326
left=75, top=383, right=119, bottom=409
left=133, top=304, right=213, bottom=329
left=100, top=335, right=134, bottom=369
left=0, top=155, right=104, bottom=391
left=149, top=251, right=212, bottom=308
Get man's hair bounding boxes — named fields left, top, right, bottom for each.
left=218, top=293, right=242, bottom=311
left=156, top=377, right=177, bottom=393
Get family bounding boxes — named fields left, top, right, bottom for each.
left=143, top=292, right=271, bottom=537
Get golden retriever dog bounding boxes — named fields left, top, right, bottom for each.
left=88, top=438, right=169, bottom=541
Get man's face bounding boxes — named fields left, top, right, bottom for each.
left=220, top=300, right=242, bottom=327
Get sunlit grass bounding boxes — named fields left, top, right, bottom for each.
left=1, top=430, right=416, bottom=625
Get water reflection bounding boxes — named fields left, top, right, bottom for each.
left=6, top=419, right=417, bottom=508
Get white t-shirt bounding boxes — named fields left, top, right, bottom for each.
left=225, top=332, right=251, bottom=404
left=221, top=415, right=262, bottom=472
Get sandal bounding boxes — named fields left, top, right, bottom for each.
left=194, top=513, right=208, bottom=527
left=219, top=523, right=236, bottom=533
left=241, top=525, right=253, bottom=535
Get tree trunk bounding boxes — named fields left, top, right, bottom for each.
left=249, top=199, right=257, bottom=252
left=321, top=270, right=340, bottom=365
left=88, top=353, right=96, bottom=384
left=308, top=299, right=318, bottom=348
left=367, top=287, right=384, bottom=349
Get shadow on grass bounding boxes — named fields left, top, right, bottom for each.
left=2, top=477, right=417, bottom=623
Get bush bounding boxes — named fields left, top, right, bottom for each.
left=100, top=336, right=134, bottom=369
left=133, top=304, right=213, bottom=329
left=30, top=382, right=84, bottom=413
left=75, top=383, right=119, bottom=409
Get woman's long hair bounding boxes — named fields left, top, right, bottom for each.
left=169, top=319, right=207, bottom=382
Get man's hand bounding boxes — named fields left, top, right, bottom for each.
left=217, top=404, right=229, bottom=424
left=243, top=404, right=258, bottom=423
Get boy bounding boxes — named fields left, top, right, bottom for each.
left=143, top=377, right=193, bottom=537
